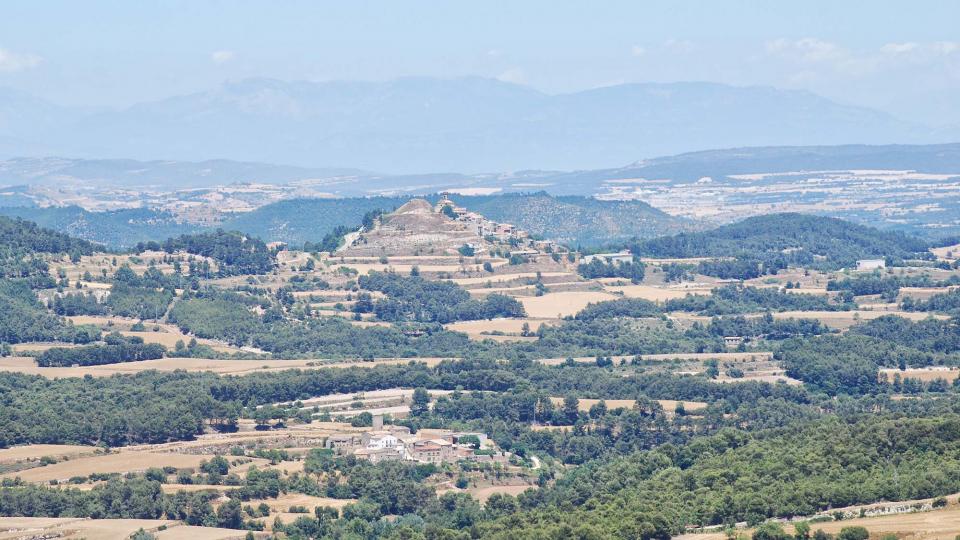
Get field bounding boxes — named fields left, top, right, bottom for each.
left=604, top=284, right=712, bottom=301
left=519, top=290, right=618, bottom=318
left=444, top=317, right=559, bottom=339
left=0, top=517, right=259, bottom=540
left=899, top=286, right=960, bottom=300
left=548, top=397, right=707, bottom=414
left=0, top=356, right=449, bottom=378
left=0, top=451, right=269, bottom=483
left=932, top=243, right=960, bottom=261
left=451, top=271, right=573, bottom=287
left=880, top=367, right=960, bottom=382
left=0, top=517, right=218, bottom=540
left=772, top=309, right=946, bottom=330
left=688, top=502, right=960, bottom=540
left=0, top=444, right=98, bottom=464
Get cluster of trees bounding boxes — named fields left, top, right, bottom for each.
left=0, top=216, right=98, bottom=284
left=167, top=291, right=266, bottom=346
left=827, top=273, right=958, bottom=302
left=904, top=288, right=960, bottom=314
left=303, top=210, right=385, bottom=253
left=577, top=258, right=646, bottom=283
left=575, top=298, right=661, bottom=321
left=36, top=332, right=166, bottom=367
left=704, top=313, right=830, bottom=341
left=776, top=329, right=951, bottom=396
left=664, top=285, right=848, bottom=315
left=0, top=280, right=99, bottom=345
left=135, top=230, right=274, bottom=276
left=0, top=468, right=281, bottom=530
left=357, top=272, right=525, bottom=323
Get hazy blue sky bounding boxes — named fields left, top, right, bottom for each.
left=2, top=1, right=959, bottom=123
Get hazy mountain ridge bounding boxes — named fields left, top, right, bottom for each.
left=1, top=77, right=954, bottom=172
left=0, top=156, right=370, bottom=189
left=560, top=143, right=960, bottom=186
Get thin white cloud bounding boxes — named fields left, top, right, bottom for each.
left=211, top=50, right=235, bottom=63
left=630, top=45, right=646, bottom=57
left=496, top=67, right=526, bottom=85
left=663, top=39, right=695, bottom=53
left=881, top=42, right=919, bottom=55
left=764, top=37, right=878, bottom=76
left=766, top=38, right=833, bottom=59
left=0, top=48, right=42, bottom=72
left=932, top=41, right=960, bottom=55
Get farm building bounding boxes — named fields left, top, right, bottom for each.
left=582, top=251, right=634, bottom=265
left=856, top=259, right=886, bottom=271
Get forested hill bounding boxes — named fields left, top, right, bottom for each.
left=221, top=197, right=409, bottom=247
left=135, top=230, right=275, bottom=276
left=0, top=215, right=98, bottom=255
left=450, top=193, right=692, bottom=246
left=227, top=193, right=692, bottom=248
left=631, top=213, right=931, bottom=277
left=0, top=215, right=100, bottom=286
left=0, top=206, right=197, bottom=248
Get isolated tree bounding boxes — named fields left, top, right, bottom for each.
left=411, top=387, right=431, bottom=416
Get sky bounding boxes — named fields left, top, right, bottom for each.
left=2, top=0, right=960, bottom=124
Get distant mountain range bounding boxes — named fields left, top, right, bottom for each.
left=2, top=77, right=957, bottom=173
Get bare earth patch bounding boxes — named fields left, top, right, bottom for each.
left=520, top=291, right=617, bottom=318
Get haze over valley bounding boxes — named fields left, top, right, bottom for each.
left=5, top=3, right=960, bottom=540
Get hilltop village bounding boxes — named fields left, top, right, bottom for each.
left=337, top=193, right=562, bottom=257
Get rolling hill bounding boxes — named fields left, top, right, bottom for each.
left=0, top=193, right=693, bottom=248
left=632, top=213, right=931, bottom=271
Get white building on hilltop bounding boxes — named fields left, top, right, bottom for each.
left=856, top=259, right=886, bottom=271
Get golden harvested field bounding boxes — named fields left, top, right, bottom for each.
left=467, top=484, right=534, bottom=503
left=932, top=243, right=960, bottom=260
left=782, top=507, right=960, bottom=540
left=65, top=315, right=140, bottom=327
left=880, top=367, right=960, bottom=382
left=0, top=517, right=204, bottom=540
left=11, top=342, right=78, bottom=353
left=0, top=451, right=269, bottom=483
left=604, top=284, right=712, bottom=301
left=0, top=444, right=98, bottom=464
left=674, top=499, right=960, bottom=540
left=246, top=493, right=357, bottom=512
left=899, top=286, right=959, bottom=300
left=122, top=422, right=356, bottom=454
left=520, top=291, right=618, bottom=318
left=154, top=525, right=259, bottom=540
left=0, top=356, right=449, bottom=378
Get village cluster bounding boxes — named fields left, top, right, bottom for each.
left=325, top=415, right=505, bottom=465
